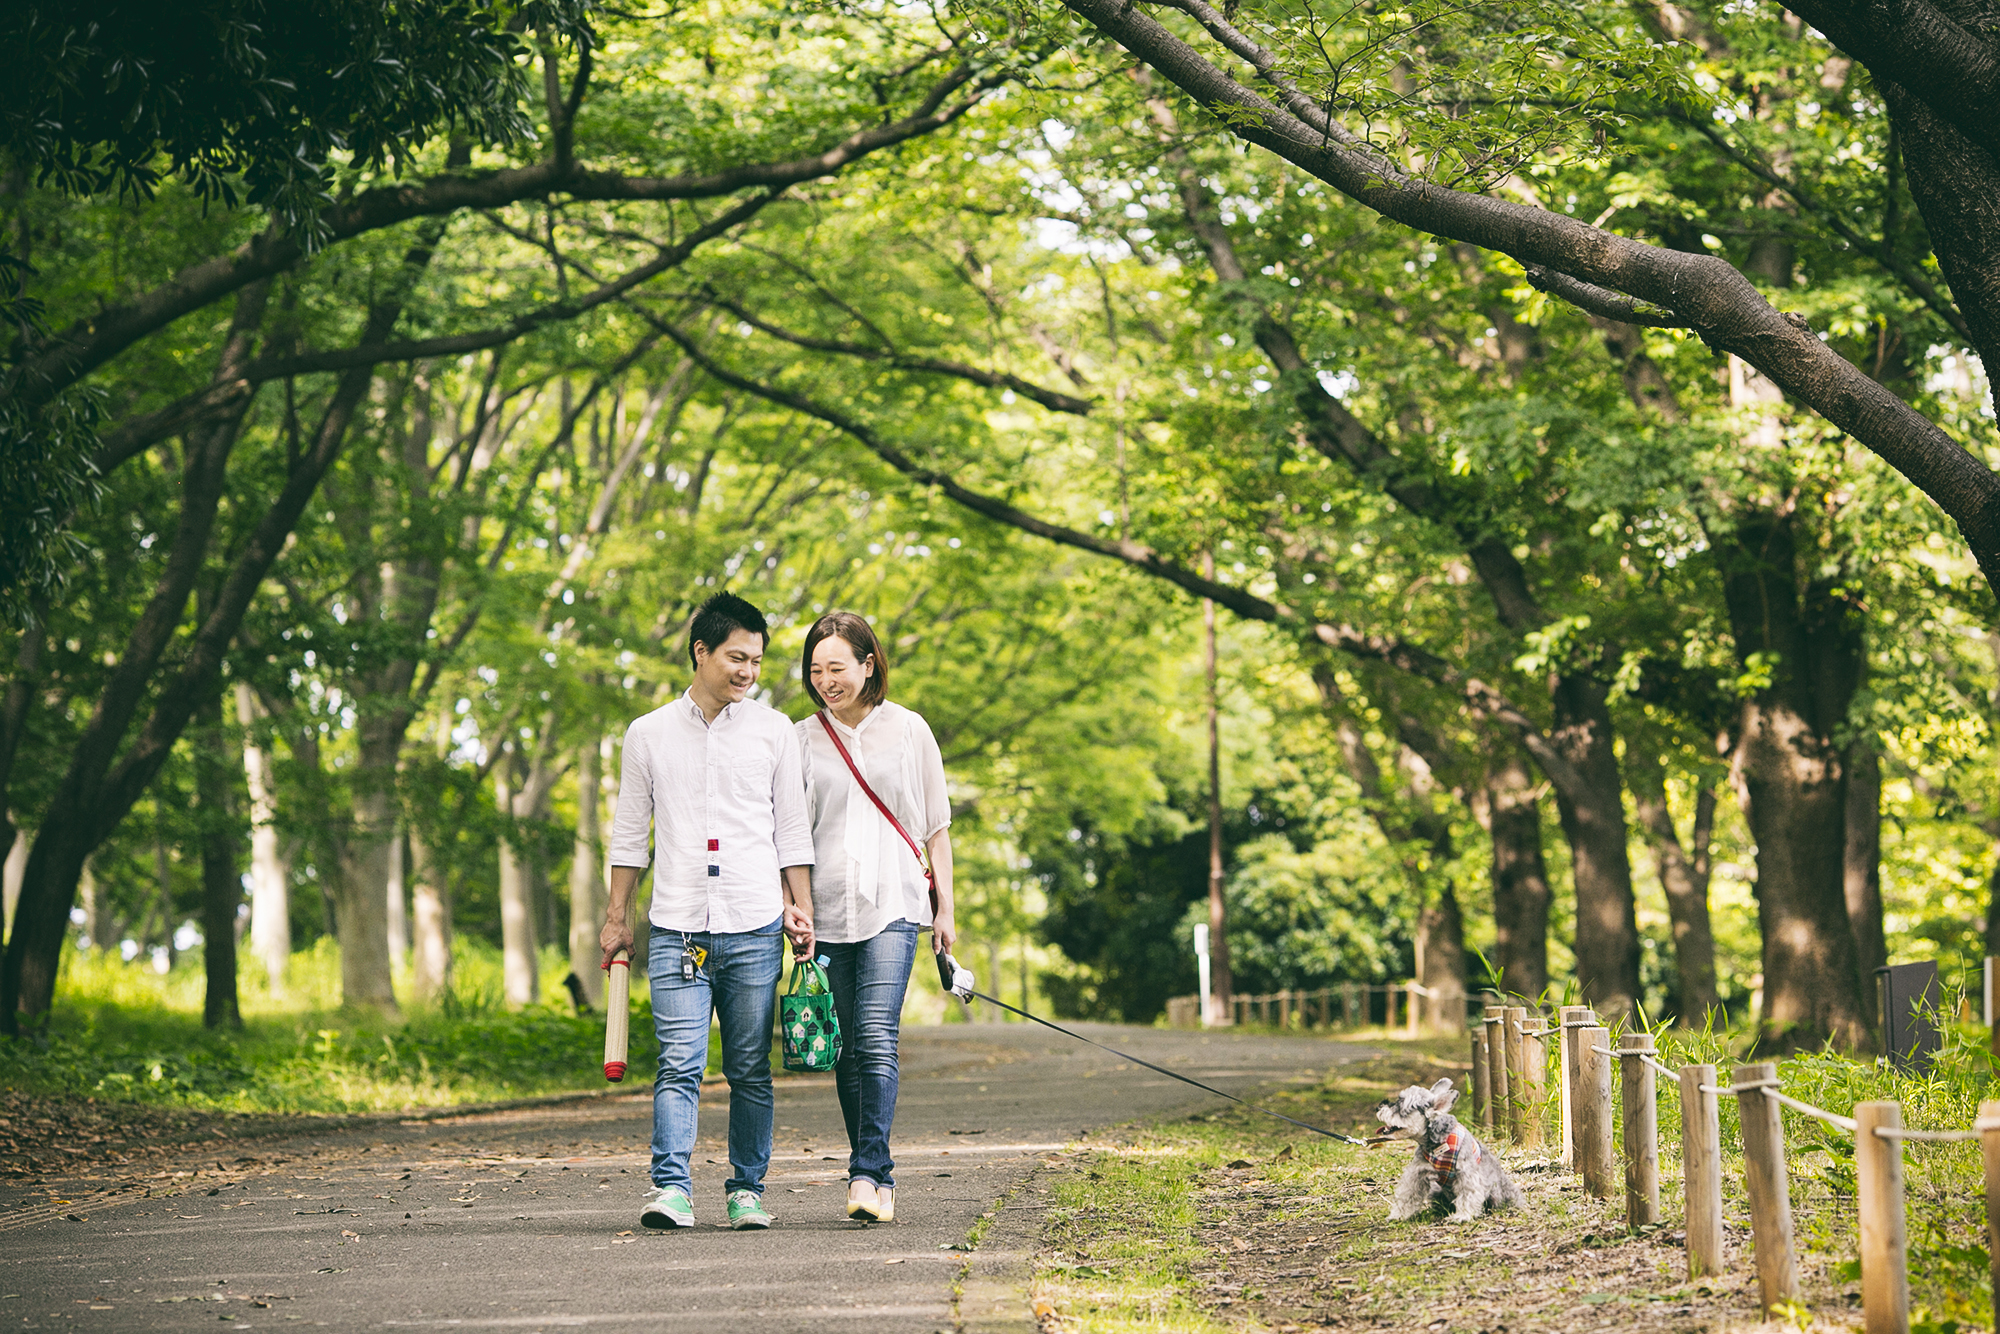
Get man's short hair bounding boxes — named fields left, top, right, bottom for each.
left=687, top=592, right=769, bottom=669
left=801, top=610, right=888, bottom=709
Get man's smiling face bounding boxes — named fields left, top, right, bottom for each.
left=694, top=627, right=765, bottom=704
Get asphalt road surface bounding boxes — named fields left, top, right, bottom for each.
left=1, top=1021, right=1374, bottom=1332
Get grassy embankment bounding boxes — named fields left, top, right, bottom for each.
left=1033, top=1022, right=1993, bottom=1333
left=0, top=938, right=659, bottom=1116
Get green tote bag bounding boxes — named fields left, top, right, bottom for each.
left=780, top=956, right=843, bottom=1073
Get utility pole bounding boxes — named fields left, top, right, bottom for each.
left=1203, top=551, right=1232, bottom=1021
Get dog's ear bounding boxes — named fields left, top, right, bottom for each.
left=1430, top=1078, right=1459, bottom=1112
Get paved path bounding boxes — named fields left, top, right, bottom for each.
left=1, top=1022, right=1374, bottom=1332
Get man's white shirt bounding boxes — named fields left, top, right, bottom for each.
left=609, top=690, right=813, bottom=933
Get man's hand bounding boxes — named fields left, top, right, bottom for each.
left=602, top=865, right=643, bottom=970
left=600, top=916, right=635, bottom=971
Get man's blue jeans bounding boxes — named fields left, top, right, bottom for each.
left=819, top=921, right=919, bottom=1189
left=647, top=919, right=782, bottom=1197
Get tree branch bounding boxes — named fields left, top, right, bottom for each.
left=651, top=317, right=1591, bottom=792
left=6, top=58, right=1014, bottom=410
left=1062, top=0, right=2000, bottom=598
left=699, top=289, right=1096, bottom=414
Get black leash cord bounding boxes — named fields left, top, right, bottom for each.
left=966, top=989, right=1371, bottom=1146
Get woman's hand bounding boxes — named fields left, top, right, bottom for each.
left=784, top=901, right=815, bottom=959
left=931, top=907, right=956, bottom=957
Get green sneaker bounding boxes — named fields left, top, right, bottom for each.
left=727, top=1189, right=772, bottom=1230
left=640, top=1185, right=695, bottom=1229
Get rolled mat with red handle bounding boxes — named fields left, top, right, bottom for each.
left=603, top=951, right=630, bottom=1082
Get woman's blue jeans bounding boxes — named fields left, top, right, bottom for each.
left=647, top=919, right=782, bottom=1198
left=819, top=922, right=919, bottom=1189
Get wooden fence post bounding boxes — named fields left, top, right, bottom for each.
left=1618, top=1032, right=1660, bottom=1227
left=1558, top=1005, right=1593, bottom=1168
left=1471, top=1024, right=1490, bottom=1131
left=1518, top=1017, right=1546, bottom=1151
left=1484, top=1006, right=1510, bottom=1141
left=1407, top=981, right=1421, bottom=1036
left=1503, top=1005, right=1528, bottom=1141
left=1734, top=1062, right=1800, bottom=1312
left=1575, top=1025, right=1615, bottom=1197
left=1981, top=1098, right=2000, bottom=1334
left=1679, top=1063, right=1724, bottom=1278
left=1854, top=1101, right=1910, bottom=1334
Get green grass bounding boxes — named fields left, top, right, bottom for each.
left=1038, top=1140, right=1243, bottom=1333
left=0, top=937, right=661, bottom=1115
left=1034, top=1027, right=1997, bottom=1333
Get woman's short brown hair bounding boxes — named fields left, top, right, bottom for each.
left=802, top=611, right=888, bottom=709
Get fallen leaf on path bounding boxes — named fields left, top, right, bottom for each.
left=884, top=1258, right=905, bottom=1264
left=615, top=1230, right=633, bottom=1236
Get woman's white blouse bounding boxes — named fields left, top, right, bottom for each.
left=798, top=700, right=951, bottom=944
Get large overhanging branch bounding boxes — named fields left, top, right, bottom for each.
left=651, top=316, right=1592, bottom=794
left=87, top=195, right=779, bottom=476
left=697, top=289, right=1095, bottom=415
left=1066, top=0, right=2000, bottom=598
left=6, top=56, right=1017, bottom=412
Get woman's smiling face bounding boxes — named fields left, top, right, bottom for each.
left=810, top=633, right=873, bottom=711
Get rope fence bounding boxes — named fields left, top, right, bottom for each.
left=1475, top=1003, right=1997, bottom=1334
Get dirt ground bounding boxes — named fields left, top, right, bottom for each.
left=1035, top=1045, right=1864, bottom=1334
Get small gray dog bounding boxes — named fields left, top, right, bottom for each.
left=1374, top=1078, right=1523, bottom=1222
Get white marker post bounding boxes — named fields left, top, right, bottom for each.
left=1195, top=923, right=1213, bottom=1027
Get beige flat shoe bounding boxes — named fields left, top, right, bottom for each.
left=872, top=1186, right=894, bottom=1223
left=846, top=1178, right=880, bottom=1221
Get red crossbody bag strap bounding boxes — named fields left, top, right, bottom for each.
left=817, top=711, right=939, bottom=913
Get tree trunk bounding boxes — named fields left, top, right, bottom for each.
left=1417, top=881, right=1468, bottom=1031
left=2, top=236, right=436, bottom=1030
left=386, top=830, right=409, bottom=965
left=76, top=856, right=99, bottom=953
left=153, top=837, right=178, bottom=969
left=1721, top=512, right=1873, bottom=1052
left=1547, top=675, right=1644, bottom=1019
left=1312, top=664, right=1468, bottom=1029
left=1626, top=738, right=1721, bottom=1025
left=3, top=820, right=26, bottom=943
left=1482, top=740, right=1550, bottom=1000
left=235, top=683, right=290, bottom=995
left=333, top=718, right=401, bottom=1016
left=498, top=759, right=540, bottom=1008
left=568, top=740, right=603, bottom=1007
left=1844, top=743, right=1887, bottom=985
left=1203, top=564, right=1232, bottom=1011
left=409, top=826, right=453, bottom=1004
left=195, top=686, right=241, bottom=1029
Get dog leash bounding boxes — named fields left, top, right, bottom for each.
left=937, top=955, right=1370, bottom=1146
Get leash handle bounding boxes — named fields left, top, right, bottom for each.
left=964, top=987, right=1368, bottom=1146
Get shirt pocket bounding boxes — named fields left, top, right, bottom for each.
left=730, top=751, right=773, bottom=801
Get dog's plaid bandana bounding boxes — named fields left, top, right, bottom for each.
left=1425, top=1130, right=1480, bottom=1183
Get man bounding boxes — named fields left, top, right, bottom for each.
left=602, top=592, right=814, bottom=1231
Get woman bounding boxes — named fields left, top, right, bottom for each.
left=795, top=610, right=956, bottom=1224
